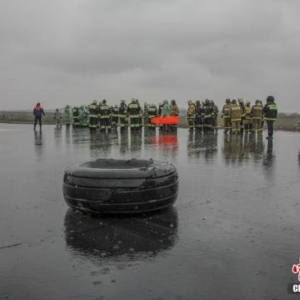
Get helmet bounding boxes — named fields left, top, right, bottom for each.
left=232, top=99, right=237, bottom=104
left=171, top=99, right=176, bottom=105
left=205, top=98, right=210, bottom=103
left=188, top=100, right=192, bottom=105
left=93, top=100, right=97, bottom=104
left=255, top=99, right=260, bottom=104
left=102, top=99, right=106, bottom=104
left=266, top=96, right=274, bottom=103
left=246, top=101, right=250, bottom=105
left=226, top=98, right=230, bottom=103
left=114, top=104, right=118, bottom=108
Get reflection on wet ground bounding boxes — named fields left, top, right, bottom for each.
left=64, top=207, right=178, bottom=261
left=1, top=124, right=300, bottom=299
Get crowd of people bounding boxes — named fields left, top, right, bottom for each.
left=187, top=96, right=278, bottom=139
left=61, top=98, right=180, bottom=133
left=33, top=96, right=277, bottom=139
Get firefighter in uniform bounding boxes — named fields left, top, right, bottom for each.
left=229, top=99, right=243, bottom=134
left=187, top=100, right=196, bottom=132
left=127, top=99, right=142, bottom=132
left=119, top=99, right=128, bottom=132
left=243, top=101, right=252, bottom=133
left=111, top=104, right=119, bottom=130
left=99, top=99, right=111, bottom=132
left=221, top=98, right=231, bottom=133
left=251, top=100, right=263, bottom=133
left=72, top=106, right=80, bottom=127
left=146, top=103, right=157, bottom=130
left=143, top=102, right=148, bottom=128
left=170, top=99, right=179, bottom=132
left=238, top=98, right=245, bottom=134
left=203, top=99, right=213, bottom=132
left=263, top=96, right=278, bottom=140
left=88, top=100, right=99, bottom=131
left=194, top=100, right=204, bottom=132
left=211, top=100, right=219, bottom=132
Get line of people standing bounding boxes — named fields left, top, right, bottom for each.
left=186, top=96, right=277, bottom=139
left=220, top=96, right=277, bottom=139
left=86, top=98, right=179, bottom=133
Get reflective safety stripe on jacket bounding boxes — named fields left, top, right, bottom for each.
left=264, top=103, right=277, bottom=121
left=251, top=105, right=263, bottom=119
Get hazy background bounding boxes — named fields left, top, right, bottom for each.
left=1, top=0, right=299, bottom=112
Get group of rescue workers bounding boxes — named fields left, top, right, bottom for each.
left=62, top=98, right=180, bottom=133
left=43, top=95, right=277, bottom=140
left=187, top=96, right=277, bottom=139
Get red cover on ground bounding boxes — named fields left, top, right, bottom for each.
left=150, top=116, right=179, bottom=125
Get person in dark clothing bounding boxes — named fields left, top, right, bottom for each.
left=263, top=96, right=277, bottom=140
left=33, top=102, right=45, bottom=131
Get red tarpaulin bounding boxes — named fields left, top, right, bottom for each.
left=150, top=116, right=179, bottom=125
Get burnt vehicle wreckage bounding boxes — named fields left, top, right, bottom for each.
left=63, top=158, right=179, bottom=215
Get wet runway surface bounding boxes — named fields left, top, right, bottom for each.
left=0, top=124, right=300, bottom=300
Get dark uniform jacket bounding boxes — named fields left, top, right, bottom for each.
left=263, top=102, right=277, bottom=121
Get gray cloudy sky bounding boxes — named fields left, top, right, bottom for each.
left=1, top=0, right=300, bottom=112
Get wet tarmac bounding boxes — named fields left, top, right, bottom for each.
left=0, top=124, right=299, bottom=300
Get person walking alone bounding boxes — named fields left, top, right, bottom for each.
left=33, top=102, right=45, bottom=131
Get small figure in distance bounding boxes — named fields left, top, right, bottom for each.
left=33, top=102, right=45, bottom=131
left=54, top=108, right=62, bottom=128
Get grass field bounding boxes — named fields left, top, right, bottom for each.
left=0, top=110, right=299, bottom=131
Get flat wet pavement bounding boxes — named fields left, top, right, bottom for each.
left=0, top=124, right=299, bottom=300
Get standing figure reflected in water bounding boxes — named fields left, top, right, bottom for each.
left=127, top=99, right=142, bottom=133
left=161, top=99, right=170, bottom=132
left=210, top=100, right=219, bottom=133
left=229, top=99, right=242, bottom=135
left=169, top=99, right=179, bottom=132
left=263, top=96, right=278, bottom=140
left=243, top=101, right=252, bottom=133
left=221, top=98, right=231, bottom=134
left=194, top=100, right=204, bottom=133
left=146, top=103, right=157, bottom=131
left=33, top=102, right=45, bottom=131
left=111, top=104, right=119, bottom=131
left=54, top=108, right=62, bottom=128
left=64, top=105, right=72, bottom=128
left=88, top=100, right=99, bottom=131
left=119, top=99, right=128, bottom=133
left=251, top=100, right=263, bottom=133
left=187, top=100, right=195, bottom=133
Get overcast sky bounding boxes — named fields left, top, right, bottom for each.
left=1, top=0, right=299, bottom=112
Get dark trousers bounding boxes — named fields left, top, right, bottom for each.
left=267, top=120, right=274, bottom=137
left=34, top=117, right=42, bottom=129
